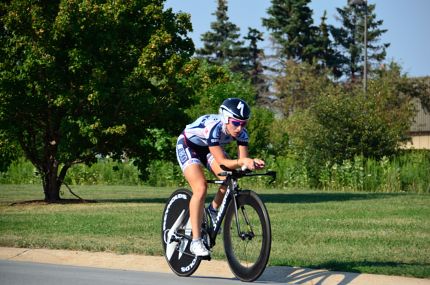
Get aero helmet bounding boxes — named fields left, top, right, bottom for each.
left=219, top=98, right=251, bottom=124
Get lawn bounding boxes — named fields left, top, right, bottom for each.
left=0, top=184, right=429, bottom=278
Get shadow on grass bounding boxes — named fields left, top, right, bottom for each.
left=93, top=193, right=218, bottom=204
left=259, top=192, right=399, bottom=204
left=8, top=197, right=169, bottom=206
left=9, top=192, right=402, bottom=206
left=75, top=192, right=398, bottom=205
left=95, top=198, right=168, bottom=204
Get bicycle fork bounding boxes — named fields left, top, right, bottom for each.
left=220, top=180, right=255, bottom=242
left=232, top=192, right=255, bottom=241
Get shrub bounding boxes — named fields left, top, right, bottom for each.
left=145, top=160, right=186, bottom=187
left=2, top=151, right=428, bottom=193
left=0, top=157, right=39, bottom=184
left=286, top=86, right=414, bottom=185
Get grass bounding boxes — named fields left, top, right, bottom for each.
left=0, top=184, right=429, bottom=278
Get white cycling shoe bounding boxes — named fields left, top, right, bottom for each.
left=190, top=239, right=210, bottom=257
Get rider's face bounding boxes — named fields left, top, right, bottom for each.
left=226, top=118, right=247, bottom=137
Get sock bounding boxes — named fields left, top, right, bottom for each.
left=208, top=203, right=217, bottom=212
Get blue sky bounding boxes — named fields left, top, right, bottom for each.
left=165, top=0, right=430, bottom=77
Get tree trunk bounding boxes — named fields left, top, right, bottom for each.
left=42, top=159, right=61, bottom=202
left=43, top=177, right=61, bottom=202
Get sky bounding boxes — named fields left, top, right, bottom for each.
left=164, top=0, right=430, bottom=77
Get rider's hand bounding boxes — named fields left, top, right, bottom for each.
left=241, top=158, right=265, bottom=170
left=253, top=158, right=265, bottom=170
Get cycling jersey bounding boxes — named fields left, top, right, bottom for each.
left=176, top=114, right=249, bottom=171
left=183, top=114, right=248, bottom=148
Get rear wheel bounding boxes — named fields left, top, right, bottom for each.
left=161, top=188, right=201, bottom=277
left=223, top=190, right=271, bottom=282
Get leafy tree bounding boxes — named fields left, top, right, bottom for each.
left=184, top=60, right=255, bottom=119
left=285, top=64, right=415, bottom=185
left=0, top=0, right=195, bottom=201
left=245, top=106, right=276, bottom=157
left=375, top=64, right=430, bottom=114
left=197, top=0, right=243, bottom=70
left=275, top=61, right=333, bottom=116
left=262, top=0, right=318, bottom=64
left=182, top=59, right=272, bottom=156
left=409, top=76, right=430, bottom=113
left=330, top=2, right=390, bottom=80
left=0, top=132, right=21, bottom=172
left=374, top=62, right=430, bottom=117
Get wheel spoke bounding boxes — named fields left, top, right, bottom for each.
left=223, top=191, right=271, bottom=281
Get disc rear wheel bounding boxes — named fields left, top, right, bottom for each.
left=161, top=189, right=201, bottom=276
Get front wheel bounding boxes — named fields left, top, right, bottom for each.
left=161, top=188, right=201, bottom=277
left=223, top=190, right=271, bottom=282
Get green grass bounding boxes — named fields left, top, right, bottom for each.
left=0, top=184, right=429, bottom=278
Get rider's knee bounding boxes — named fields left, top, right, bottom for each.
left=192, top=182, right=208, bottom=200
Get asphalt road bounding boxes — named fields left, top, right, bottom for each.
left=1, top=248, right=429, bottom=285
left=0, top=260, right=270, bottom=285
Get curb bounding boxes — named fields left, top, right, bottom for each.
left=1, top=247, right=429, bottom=285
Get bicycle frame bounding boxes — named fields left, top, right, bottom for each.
left=205, top=168, right=276, bottom=248
left=167, top=168, right=275, bottom=251
left=162, top=167, right=276, bottom=280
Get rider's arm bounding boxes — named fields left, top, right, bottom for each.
left=238, top=144, right=248, bottom=159
left=209, top=145, right=241, bottom=169
left=209, top=145, right=264, bottom=170
left=237, top=145, right=261, bottom=170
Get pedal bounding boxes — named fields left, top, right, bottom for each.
left=169, top=235, right=181, bottom=243
left=200, top=255, right=211, bottom=261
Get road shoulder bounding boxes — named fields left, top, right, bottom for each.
left=1, top=247, right=429, bottom=285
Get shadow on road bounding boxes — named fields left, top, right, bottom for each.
left=258, top=266, right=359, bottom=284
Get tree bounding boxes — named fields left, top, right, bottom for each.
left=241, top=28, right=267, bottom=98
left=0, top=0, right=195, bottom=201
left=313, top=11, right=343, bottom=78
left=184, top=60, right=256, bottom=119
left=275, top=61, right=333, bottom=116
left=330, top=2, right=390, bottom=80
left=197, top=0, right=243, bottom=69
left=285, top=64, right=415, bottom=185
left=0, top=132, right=21, bottom=172
left=409, top=76, right=430, bottom=113
left=262, top=0, right=318, bottom=64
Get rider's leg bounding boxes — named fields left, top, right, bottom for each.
left=183, top=163, right=207, bottom=240
left=208, top=159, right=227, bottom=209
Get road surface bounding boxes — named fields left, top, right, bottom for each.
left=0, top=260, right=249, bottom=285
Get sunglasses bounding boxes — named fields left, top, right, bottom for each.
left=229, top=118, right=247, bottom=127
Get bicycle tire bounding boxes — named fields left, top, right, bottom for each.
left=161, top=188, right=201, bottom=277
left=223, top=190, right=271, bottom=282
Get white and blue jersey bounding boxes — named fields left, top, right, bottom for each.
left=176, top=114, right=249, bottom=171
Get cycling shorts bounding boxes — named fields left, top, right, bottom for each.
left=176, top=134, right=218, bottom=172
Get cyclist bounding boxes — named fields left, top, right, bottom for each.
left=175, top=98, right=265, bottom=257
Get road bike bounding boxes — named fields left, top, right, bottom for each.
left=161, top=166, right=276, bottom=282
